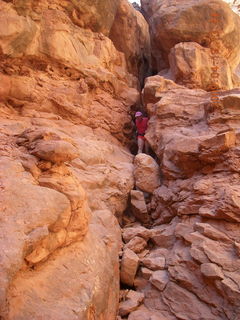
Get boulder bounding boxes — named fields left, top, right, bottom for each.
left=120, top=248, right=140, bottom=286
left=142, top=75, right=182, bottom=105
left=199, top=131, right=236, bottom=163
left=169, top=42, right=233, bottom=90
left=141, top=256, right=166, bottom=270
left=125, top=236, right=148, bottom=253
left=194, top=223, right=231, bottom=243
left=119, top=290, right=144, bottom=317
left=150, top=270, right=169, bottom=291
left=122, top=226, right=152, bottom=243
left=130, top=190, right=150, bottom=224
left=134, top=154, right=161, bottom=193
left=141, top=267, right=153, bottom=280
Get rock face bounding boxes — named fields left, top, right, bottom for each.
left=1, top=0, right=240, bottom=319
left=0, top=0, right=139, bottom=143
left=125, top=73, right=240, bottom=320
left=0, top=0, right=146, bottom=318
left=110, top=0, right=151, bottom=83
left=117, top=2, right=240, bottom=319
left=9, top=0, right=119, bottom=36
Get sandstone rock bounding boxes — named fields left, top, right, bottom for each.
left=70, top=0, right=119, bottom=35
left=141, top=267, right=153, bottom=280
left=10, top=0, right=119, bottom=36
left=142, top=75, right=182, bottom=105
left=32, top=140, right=79, bottom=163
left=7, top=210, right=121, bottom=320
left=235, top=242, right=240, bottom=256
left=199, top=131, right=236, bottom=163
left=150, top=270, right=169, bottom=291
left=1, top=0, right=240, bottom=318
left=200, top=263, right=224, bottom=279
left=134, top=276, right=149, bottom=290
left=194, top=223, right=231, bottom=243
left=141, top=256, right=166, bottom=270
left=201, top=239, right=240, bottom=272
left=163, top=282, right=220, bottom=320
left=125, top=236, right=148, bottom=254
left=134, top=154, right=161, bottom=193
left=190, top=246, right=210, bottom=264
left=169, top=42, right=233, bottom=90
left=128, top=307, right=151, bottom=320
left=130, top=28, right=240, bottom=318
left=128, top=309, right=171, bottom=320
left=175, top=223, right=194, bottom=239
left=119, top=290, right=144, bottom=317
left=110, top=0, right=151, bottom=82
left=151, top=219, right=177, bottom=249
left=143, top=0, right=240, bottom=71
left=130, top=190, right=150, bottom=224
left=0, top=158, right=77, bottom=314
left=0, top=2, right=139, bottom=143
left=218, top=277, right=240, bottom=306
left=122, top=226, right=152, bottom=243
left=120, top=248, right=139, bottom=286
left=0, top=0, right=139, bottom=317
left=137, top=249, right=150, bottom=260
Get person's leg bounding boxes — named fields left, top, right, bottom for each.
left=137, top=137, right=144, bottom=154
left=144, top=140, right=149, bottom=154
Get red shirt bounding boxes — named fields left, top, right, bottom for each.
left=136, top=117, right=148, bottom=135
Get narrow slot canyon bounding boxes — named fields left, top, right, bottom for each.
left=0, top=1, right=240, bottom=320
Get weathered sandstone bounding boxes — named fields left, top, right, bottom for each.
left=110, top=0, right=151, bottom=83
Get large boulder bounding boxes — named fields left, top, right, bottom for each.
left=134, top=154, right=161, bottom=193
left=169, top=42, right=233, bottom=90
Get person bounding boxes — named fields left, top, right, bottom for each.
left=135, top=111, right=149, bottom=154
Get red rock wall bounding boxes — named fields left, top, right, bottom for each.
left=0, top=0, right=150, bottom=319
left=117, top=1, right=240, bottom=319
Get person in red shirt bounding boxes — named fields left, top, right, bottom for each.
left=135, top=111, right=149, bottom=154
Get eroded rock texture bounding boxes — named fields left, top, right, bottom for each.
left=138, top=77, right=240, bottom=319
left=120, top=79, right=240, bottom=319
left=141, top=0, right=240, bottom=89
left=0, top=0, right=149, bottom=319
left=110, top=0, right=151, bottom=84
left=1, top=0, right=240, bottom=319
left=117, top=1, right=240, bottom=319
